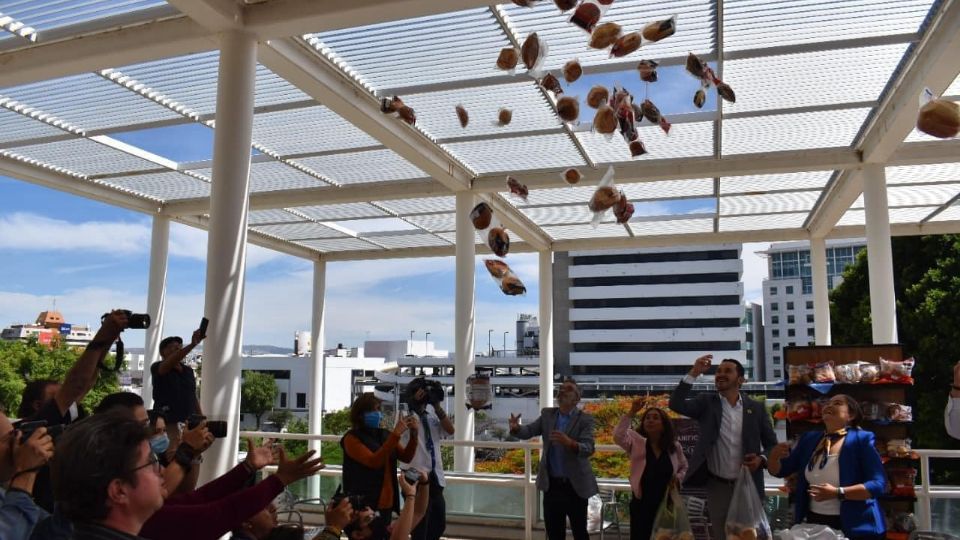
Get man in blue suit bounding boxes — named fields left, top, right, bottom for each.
left=509, top=378, right=598, bottom=540
left=669, top=355, right=778, bottom=540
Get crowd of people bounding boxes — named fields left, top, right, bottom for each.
left=1, top=311, right=959, bottom=540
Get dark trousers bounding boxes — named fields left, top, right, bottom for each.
left=411, top=472, right=445, bottom=540
left=543, top=477, right=589, bottom=540
left=629, top=495, right=659, bottom=540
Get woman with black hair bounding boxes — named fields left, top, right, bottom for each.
left=769, top=394, right=887, bottom=539
left=613, top=399, right=688, bottom=540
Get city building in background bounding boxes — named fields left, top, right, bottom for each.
left=761, top=239, right=866, bottom=380
left=1, top=310, right=94, bottom=348
left=743, top=303, right=765, bottom=381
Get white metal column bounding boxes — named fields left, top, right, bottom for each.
left=142, top=215, right=170, bottom=409
left=863, top=164, right=898, bottom=344
left=198, top=31, right=257, bottom=484
left=307, top=260, right=326, bottom=498
left=810, top=236, right=831, bottom=345
left=453, top=192, right=476, bottom=472
left=538, top=250, right=554, bottom=408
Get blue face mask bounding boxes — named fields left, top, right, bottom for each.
left=150, top=433, right=170, bottom=455
left=363, top=411, right=382, bottom=429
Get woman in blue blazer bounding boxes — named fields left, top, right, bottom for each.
left=768, top=394, right=887, bottom=540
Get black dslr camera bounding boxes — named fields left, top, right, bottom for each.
left=406, top=377, right=444, bottom=405
left=187, top=414, right=228, bottom=438
left=14, top=420, right=66, bottom=443
left=101, top=309, right=151, bottom=329
left=330, top=485, right=369, bottom=511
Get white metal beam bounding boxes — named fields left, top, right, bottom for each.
left=806, top=0, right=960, bottom=236
left=165, top=0, right=242, bottom=32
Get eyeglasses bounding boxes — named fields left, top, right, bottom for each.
left=128, top=452, right=161, bottom=475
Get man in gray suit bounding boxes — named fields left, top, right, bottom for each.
left=669, top=355, right=778, bottom=540
left=509, top=379, right=598, bottom=540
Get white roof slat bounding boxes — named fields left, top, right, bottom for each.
left=403, top=82, right=559, bottom=140
left=886, top=163, right=960, bottom=185
left=838, top=206, right=940, bottom=226
left=576, top=121, right=715, bottom=164
left=850, top=183, right=960, bottom=208
left=522, top=205, right=595, bottom=226
left=254, top=222, right=347, bottom=240
left=511, top=178, right=715, bottom=208
left=722, top=108, right=872, bottom=155
left=194, top=161, right=330, bottom=193
left=296, top=238, right=382, bottom=252
left=377, top=196, right=456, bottom=215
left=723, top=44, right=908, bottom=114
left=0, top=0, right=165, bottom=33
left=630, top=217, right=715, bottom=236
left=720, top=191, right=822, bottom=215
left=724, top=0, right=933, bottom=52
left=720, top=171, right=833, bottom=194
left=99, top=171, right=210, bottom=201
left=544, top=222, right=630, bottom=240
left=308, top=8, right=510, bottom=92
left=293, top=203, right=388, bottom=221
left=361, top=233, right=450, bottom=249
left=6, top=137, right=160, bottom=176
left=720, top=212, right=807, bottom=231
left=0, top=108, right=67, bottom=145
left=402, top=213, right=456, bottom=232
left=503, top=0, right=715, bottom=73
left=247, top=209, right=305, bottom=226
left=444, top=133, right=585, bottom=173
left=251, top=106, right=380, bottom=156
left=295, top=149, right=428, bottom=185
left=0, top=73, right=182, bottom=132
left=929, top=204, right=960, bottom=222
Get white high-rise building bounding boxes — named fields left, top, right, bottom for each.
left=553, top=244, right=746, bottom=382
left=760, top=239, right=866, bottom=381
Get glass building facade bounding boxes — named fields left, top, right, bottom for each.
left=769, top=245, right=864, bottom=294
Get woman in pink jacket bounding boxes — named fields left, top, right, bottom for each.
left=614, top=400, right=688, bottom=540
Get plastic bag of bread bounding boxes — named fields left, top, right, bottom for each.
left=886, top=403, right=912, bottom=422
left=588, top=22, right=621, bottom=49
left=725, top=466, right=772, bottom=540
left=483, top=259, right=510, bottom=280
left=540, top=72, right=563, bottom=95
left=588, top=166, right=619, bottom=227
left=496, top=47, right=520, bottom=72
left=562, top=168, right=582, bottom=185
left=506, top=176, right=529, bottom=202
left=587, top=85, right=609, bottom=109
left=521, top=32, right=549, bottom=77
left=917, top=87, right=960, bottom=138
left=487, top=227, right=510, bottom=257
left=593, top=104, right=617, bottom=135
left=637, top=59, right=659, bottom=83
left=860, top=400, right=882, bottom=421
left=470, top=202, right=493, bottom=230
left=887, top=467, right=917, bottom=497
left=562, top=59, right=582, bottom=83
left=612, top=191, right=634, bottom=224
left=610, top=32, right=641, bottom=58
left=569, top=0, right=610, bottom=33
left=788, top=364, right=812, bottom=385
left=886, top=438, right=912, bottom=458
left=879, top=356, right=915, bottom=384
left=834, top=362, right=861, bottom=384
left=813, top=361, right=836, bottom=384
left=649, top=483, right=693, bottom=540
left=483, top=259, right=526, bottom=296
left=642, top=16, right=676, bottom=42
left=859, top=362, right=880, bottom=383
left=786, top=400, right=812, bottom=421
left=556, top=95, right=580, bottom=123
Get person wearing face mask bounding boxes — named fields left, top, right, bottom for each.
left=509, top=378, right=598, bottom=540
left=613, top=402, right=688, bottom=540
left=341, top=393, right=419, bottom=522
left=768, top=395, right=886, bottom=539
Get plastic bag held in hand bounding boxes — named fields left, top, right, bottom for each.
left=650, top=482, right=694, bottom=540
left=726, top=466, right=773, bottom=540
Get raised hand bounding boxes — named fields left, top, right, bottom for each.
left=404, top=415, right=420, bottom=433
left=508, top=413, right=521, bottom=432
left=274, top=447, right=324, bottom=486
left=629, top=397, right=645, bottom=415
left=393, top=415, right=409, bottom=436
left=14, top=427, right=54, bottom=472
left=244, top=437, right=278, bottom=470
left=689, top=354, right=713, bottom=377
left=181, top=421, right=214, bottom=454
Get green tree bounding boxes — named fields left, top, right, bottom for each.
left=266, top=409, right=293, bottom=430
left=0, top=339, right=121, bottom=415
left=830, top=235, right=960, bottom=482
left=240, top=370, right=278, bottom=429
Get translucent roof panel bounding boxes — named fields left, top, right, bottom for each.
left=723, top=108, right=871, bottom=155
left=850, top=183, right=960, bottom=208
left=0, top=1, right=166, bottom=34
left=630, top=217, right=715, bottom=236
left=444, top=133, right=585, bottom=173
left=247, top=209, right=305, bottom=226
left=502, top=0, right=715, bottom=73
left=307, top=8, right=510, bottom=92
left=377, top=196, right=456, bottom=215
left=838, top=206, right=939, bottom=226
left=723, top=44, right=908, bottom=114
left=116, top=52, right=310, bottom=116
left=720, top=171, right=833, bottom=194
left=886, top=163, right=960, bottom=185
left=544, top=222, right=631, bottom=240
left=402, top=82, right=559, bottom=140
left=720, top=191, right=821, bottom=215
left=99, top=172, right=209, bottom=201
left=0, top=108, right=67, bottom=145
left=292, top=203, right=388, bottom=221
left=296, top=238, right=382, bottom=252
left=295, top=149, right=427, bottom=185
left=402, top=213, right=456, bottom=232
left=194, top=161, right=330, bottom=193
left=0, top=73, right=181, bottom=132
left=253, top=222, right=347, bottom=240
left=329, top=217, right=420, bottom=234
left=577, top=121, right=714, bottom=163
left=5, top=137, right=161, bottom=176
left=522, top=205, right=595, bottom=226
left=251, top=106, right=380, bottom=156
left=361, top=233, right=451, bottom=249
left=512, top=179, right=715, bottom=208
left=723, top=0, right=934, bottom=52
left=720, top=212, right=807, bottom=231
left=930, top=205, right=960, bottom=222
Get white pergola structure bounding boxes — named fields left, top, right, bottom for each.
left=1, top=0, right=960, bottom=481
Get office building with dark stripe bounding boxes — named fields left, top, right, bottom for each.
left=552, top=245, right=747, bottom=382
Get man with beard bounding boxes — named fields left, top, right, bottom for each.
left=669, top=355, right=778, bottom=540
left=508, top=378, right=598, bottom=540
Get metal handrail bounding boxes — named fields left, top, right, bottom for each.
left=241, top=431, right=960, bottom=538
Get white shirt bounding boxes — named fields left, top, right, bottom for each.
left=400, top=404, right=447, bottom=487
left=946, top=397, right=960, bottom=440
left=805, top=453, right=842, bottom=516
left=684, top=375, right=745, bottom=480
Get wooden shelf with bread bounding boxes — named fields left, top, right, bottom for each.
left=783, top=344, right=919, bottom=540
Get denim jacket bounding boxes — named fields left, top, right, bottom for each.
left=0, top=487, right=43, bottom=540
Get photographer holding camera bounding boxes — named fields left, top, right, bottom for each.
left=322, top=470, right=428, bottom=540
left=399, top=378, right=453, bottom=540
left=151, top=322, right=207, bottom=494
left=0, top=410, right=54, bottom=540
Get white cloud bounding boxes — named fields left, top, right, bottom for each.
left=742, top=242, right=770, bottom=305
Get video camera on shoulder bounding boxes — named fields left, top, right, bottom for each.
left=330, top=485, right=369, bottom=512
left=405, top=377, right=445, bottom=406
left=13, top=419, right=65, bottom=442
left=187, top=414, right=228, bottom=438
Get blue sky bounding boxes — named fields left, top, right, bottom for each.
left=0, top=59, right=769, bottom=351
